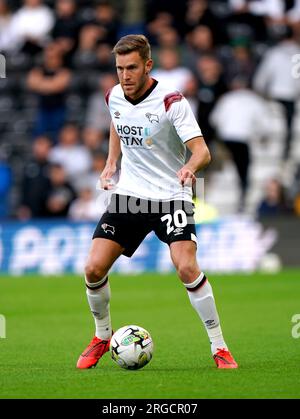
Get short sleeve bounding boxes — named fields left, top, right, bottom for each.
left=166, top=96, right=202, bottom=143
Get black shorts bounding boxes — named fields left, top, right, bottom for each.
left=93, top=194, right=197, bottom=257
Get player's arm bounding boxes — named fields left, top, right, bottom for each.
left=177, top=136, right=211, bottom=186
left=100, top=122, right=121, bottom=190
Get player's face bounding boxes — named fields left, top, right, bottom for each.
left=116, top=51, right=153, bottom=100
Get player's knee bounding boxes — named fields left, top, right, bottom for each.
left=175, top=261, right=198, bottom=282
left=84, top=262, right=107, bottom=282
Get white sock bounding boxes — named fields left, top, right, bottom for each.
left=185, top=272, right=228, bottom=354
left=85, top=276, right=112, bottom=340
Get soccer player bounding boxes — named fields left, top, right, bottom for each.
left=77, top=35, right=238, bottom=369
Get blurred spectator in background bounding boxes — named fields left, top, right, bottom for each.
left=285, top=0, right=300, bottom=24
left=8, top=0, right=54, bottom=55
left=72, top=1, right=119, bottom=69
left=184, top=0, right=224, bottom=44
left=0, top=156, right=12, bottom=218
left=73, top=150, right=116, bottom=216
left=227, top=0, right=268, bottom=42
left=0, top=0, right=13, bottom=52
left=149, top=25, right=181, bottom=64
left=182, top=74, right=199, bottom=115
left=51, top=0, right=80, bottom=64
left=145, top=0, right=187, bottom=37
left=45, top=163, right=76, bottom=217
left=75, top=150, right=106, bottom=196
left=72, top=24, right=102, bottom=69
left=151, top=48, right=193, bottom=91
left=185, top=25, right=216, bottom=71
left=223, top=36, right=256, bottom=85
left=155, top=26, right=180, bottom=49
left=17, top=135, right=52, bottom=220
left=195, top=54, right=227, bottom=147
left=253, top=26, right=300, bottom=159
left=27, top=41, right=71, bottom=142
left=256, top=0, right=300, bottom=39
left=146, top=11, right=175, bottom=44
left=85, top=72, right=117, bottom=135
left=60, top=145, right=113, bottom=220
left=82, top=127, right=107, bottom=154
left=257, top=178, right=290, bottom=217
left=210, top=76, right=270, bottom=210
left=68, top=186, right=99, bottom=221
left=95, top=41, right=115, bottom=72
left=92, top=0, right=120, bottom=46
left=49, top=123, right=92, bottom=182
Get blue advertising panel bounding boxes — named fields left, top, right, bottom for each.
left=0, top=217, right=278, bottom=275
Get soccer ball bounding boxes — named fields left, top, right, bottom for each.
left=110, top=325, right=154, bottom=370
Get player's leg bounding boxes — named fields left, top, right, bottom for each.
left=77, top=238, right=124, bottom=369
left=85, top=237, right=124, bottom=338
left=170, top=240, right=238, bottom=368
left=77, top=194, right=151, bottom=369
left=169, top=240, right=224, bottom=348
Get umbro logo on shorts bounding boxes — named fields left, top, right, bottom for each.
left=101, top=223, right=115, bottom=235
left=173, top=227, right=184, bottom=235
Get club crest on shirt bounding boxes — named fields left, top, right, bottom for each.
left=145, top=113, right=159, bottom=123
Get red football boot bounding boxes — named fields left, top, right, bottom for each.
left=213, top=348, right=238, bottom=369
left=77, top=336, right=111, bottom=369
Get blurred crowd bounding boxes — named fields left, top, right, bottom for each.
left=1, top=0, right=300, bottom=221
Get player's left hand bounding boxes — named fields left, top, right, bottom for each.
left=177, top=167, right=196, bottom=187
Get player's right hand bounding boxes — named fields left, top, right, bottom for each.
left=100, top=163, right=117, bottom=190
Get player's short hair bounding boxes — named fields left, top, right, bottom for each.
left=112, top=34, right=151, bottom=62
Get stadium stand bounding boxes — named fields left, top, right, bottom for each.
left=0, top=0, right=300, bottom=219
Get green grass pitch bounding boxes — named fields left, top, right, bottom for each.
left=0, top=270, right=299, bottom=399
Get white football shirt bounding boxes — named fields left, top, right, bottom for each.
left=106, top=80, right=202, bottom=202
